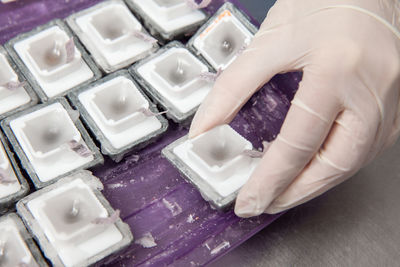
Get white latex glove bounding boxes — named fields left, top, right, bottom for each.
left=189, top=0, right=400, bottom=217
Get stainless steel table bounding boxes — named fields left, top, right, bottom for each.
left=211, top=140, right=400, bottom=266
left=211, top=1, right=400, bottom=266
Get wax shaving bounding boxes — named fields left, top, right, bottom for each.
left=135, top=232, right=157, bottom=248
left=92, top=209, right=120, bottom=225
left=186, top=214, right=195, bottom=223
left=210, top=241, right=230, bottom=255
left=67, top=140, right=92, bottom=157
left=65, top=37, right=75, bottom=63
left=139, top=107, right=168, bottom=117
left=185, top=0, right=212, bottom=9
left=107, top=182, right=126, bottom=189
left=162, top=198, right=183, bottom=216
left=199, top=68, right=222, bottom=83
left=0, top=170, right=16, bottom=185
left=132, top=30, right=158, bottom=44
left=1, top=81, right=26, bottom=91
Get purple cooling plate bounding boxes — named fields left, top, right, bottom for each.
left=0, top=1, right=301, bottom=266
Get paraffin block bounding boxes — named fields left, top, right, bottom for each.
left=1, top=98, right=103, bottom=189
left=0, top=46, right=38, bottom=120
left=130, top=41, right=213, bottom=124
left=0, top=213, right=47, bottom=267
left=124, top=0, right=207, bottom=41
left=5, top=20, right=101, bottom=102
left=187, top=2, right=257, bottom=71
left=17, top=171, right=133, bottom=267
left=69, top=70, right=168, bottom=162
left=0, top=131, right=29, bottom=215
left=162, top=124, right=260, bottom=210
left=67, top=0, right=158, bottom=73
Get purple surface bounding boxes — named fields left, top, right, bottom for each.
left=0, top=0, right=301, bottom=266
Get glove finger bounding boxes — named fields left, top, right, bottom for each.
left=188, top=22, right=299, bottom=138
left=265, top=109, right=378, bottom=214
left=234, top=72, right=341, bottom=218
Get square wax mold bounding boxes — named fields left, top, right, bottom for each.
left=67, top=0, right=158, bottom=73
left=17, top=171, right=133, bottom=267
left=5, top=20, right=101, bottom=102
left=0, top=213, right=47, bottom=267
left=69, top=71, right=168, bottom=162
left=162, top=124, right=260, bottom=209
left=0, top=46, right=38, bottom=120
left=0, top=131, right=29, bottom=214
left=1, top=98, right=103, bottom=189
left=188, top=3, right=257, bottom=71
left=131, top=42, right=213, bottom=124
left=125, top=0, right=207, bottom=41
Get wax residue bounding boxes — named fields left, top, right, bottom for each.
left=135, top=232, right=157, bottom=248
left=162, top=198, right=182, bottom=216
left=186, top=214, right=195, bottom=223
left=107, top=182, right=126, bottom=189
left=210, top=241, right=230, bottom=255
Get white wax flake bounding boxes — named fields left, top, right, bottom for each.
left=1, top=0, right=17, bottom=3
left=65, top=37, right=75, bottom=63
left=185, top=0, right=211, bottom=9
left=186, top=214, right=195, bottom=223
left=92, top=209, right=120, bottom=225
left=1, top=81, right=26, bottom=91
left=68, top=140, right=92, bottom=157
left=0, top=170, right=16, bottom=185
left=199, top=68, right=221, bottom=83
left=138, top=107, right=168, bottom=117
left=132, top=31, right=158, bottom=44
left=127, top=154, right=140, bottom=164
left=135, top=232, right=157, bottom=248
left=162, top=198, right=182, bottom=216
left=107, top=182, right=126, bottom=189
left=210, top=241, right=230, bottom=255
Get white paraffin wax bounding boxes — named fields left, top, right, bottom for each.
left=13, top=25, right=94, bottom=98
left=173, top=125, right=260, bottom=197
left=137, top=46, right=211, bottom=114
left=0, top=139, right=21, bottom=199
left=191, top=7, right=254, bottom=70
left=128, top=0, right=206, bottom=39
left=69, top=0, right=157, bottom=73
left=78, top=76, right=163, bottom=150
left=10, top=102, right=94, bottom=183
left=26, top=178, right=124, bottom=266
left=0, top=53, right=31, bottom=116
left=0, top=215, right=39, bottom=267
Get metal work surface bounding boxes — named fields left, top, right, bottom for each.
left=212, top=0, right=400, bottom=266
left=211, top=141, right=400, bottom=267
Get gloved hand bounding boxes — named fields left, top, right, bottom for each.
left=189, top=0, right=400, bottom=217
